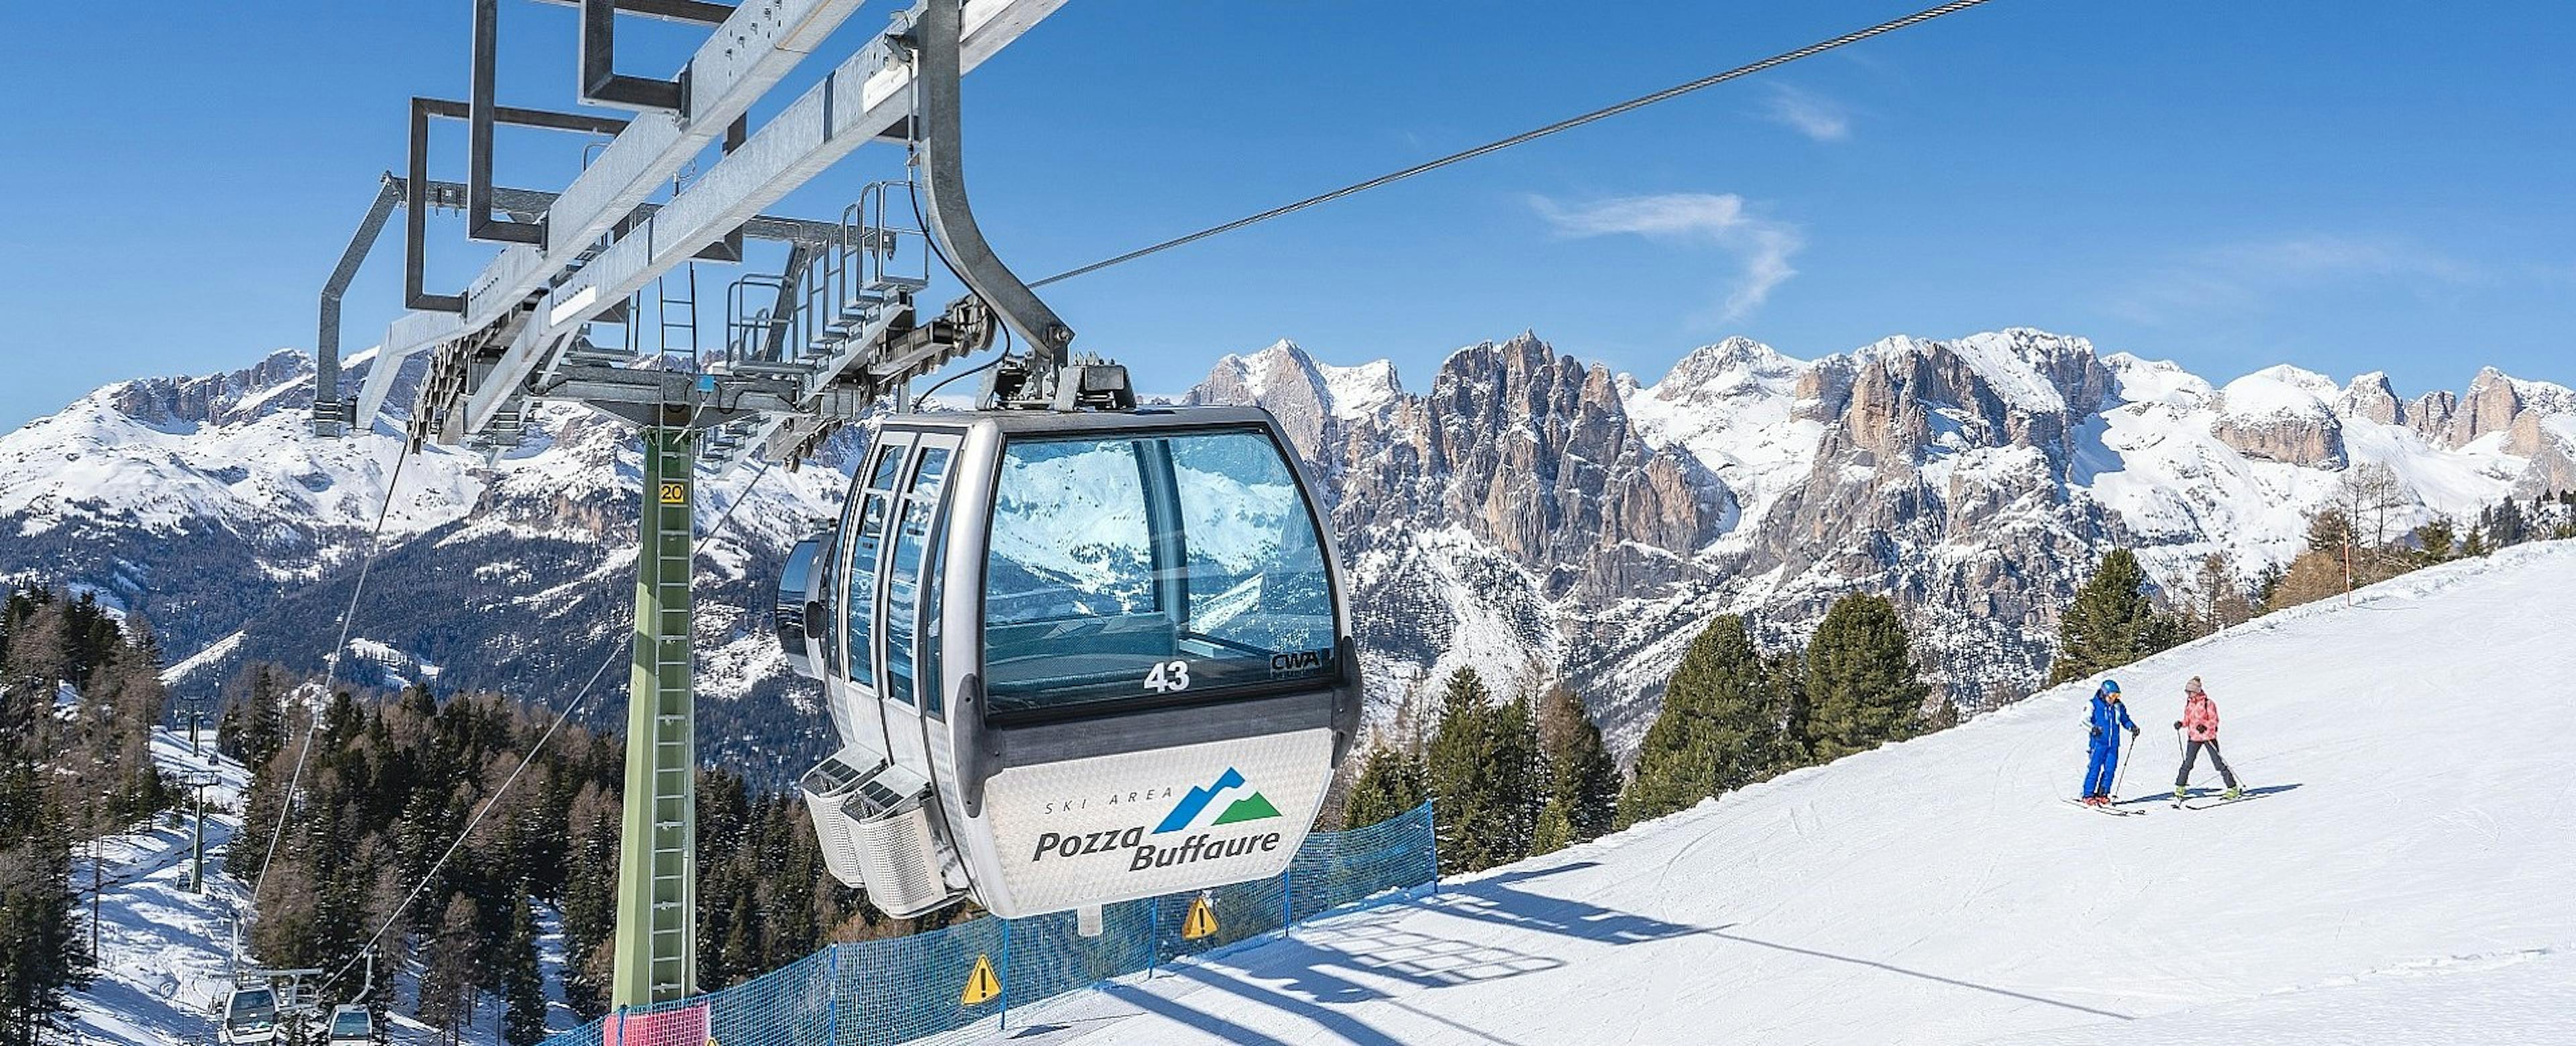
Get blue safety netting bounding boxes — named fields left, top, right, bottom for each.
left=549, top=802, right=1437, bottom=1046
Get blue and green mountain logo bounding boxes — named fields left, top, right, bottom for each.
left=1152, top=768, right=1281, bottom=833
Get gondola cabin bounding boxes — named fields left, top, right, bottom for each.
left=778, top=406, right=1360, bottom=919
left=216, top=987, right=280, bottom=1046
left=325, top=1005, right=375, bottom=1046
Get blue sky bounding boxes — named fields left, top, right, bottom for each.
left=3, top=1, right=2571, bottom=430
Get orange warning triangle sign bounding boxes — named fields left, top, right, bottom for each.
left=1181, top=894, right=1219, bottom=941
left=960, top=953, right=1002, bottom=1005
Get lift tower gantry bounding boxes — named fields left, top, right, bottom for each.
left=310, top=0, right=1069, bottom=1008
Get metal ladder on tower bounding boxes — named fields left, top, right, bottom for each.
left=613, top=428, right=698, bottom=1004
left=658, top=264, right=702, bottom=372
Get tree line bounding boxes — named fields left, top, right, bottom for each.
left=219, top=666, right=967, bottom=1045
left=2065, top=480, right=2576, bottom=689
left=1341, top=480, right=2576, bottom=879
left=2053, top=482, right=2576, bottom=691
left=1, top=587, right=179, bottom=1046
left=1341, top=591, right=1943, bottom=876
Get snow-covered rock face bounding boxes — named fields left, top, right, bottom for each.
left=6, top=333, right=2573, bottom=774
left=0, top=351, right=857, bottom=783
left=1187, top=331, right=2576, bottom=752
left=2211, top=366, right=2348, bottom=469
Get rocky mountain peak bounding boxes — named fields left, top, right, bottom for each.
left=2408, top=390, right=2459, bottom=443
left=2451, top=367, right=2524, bottom=447
left=2339, top=371, right=2404, bottom=425
left=2212, top=368, right=2346, bottom=469
left=1794, top=331, right=2112, bottom=467
left=1644, top=337, right=1801, bottom=405
left=13, top=331, right=2574, bottom=774
left=104, top=348, right=312, bottom=431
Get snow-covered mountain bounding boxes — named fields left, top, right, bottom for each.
left=1185, top=332, right=2576, bottom=750
left=0, top=349, right=858, bottom=781
left=1022, top=539, right=2576, bottom=1045
left=4, top=331, right=2571, bottom=772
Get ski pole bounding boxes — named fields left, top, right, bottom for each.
left=2173, top=726, right=2185, bottom=787
left=2110, top=728, right=2139, bottom=801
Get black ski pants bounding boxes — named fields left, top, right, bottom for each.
left=2176, top=738, right=2238, bottom=789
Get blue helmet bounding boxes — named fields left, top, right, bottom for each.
left=2099, top=679, right=2121, bottom=696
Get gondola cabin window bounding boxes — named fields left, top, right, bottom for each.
left=842, top=445, right=905, bottom=693
left=983, top=428, right=1336, bottom=716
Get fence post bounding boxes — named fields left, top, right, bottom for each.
left=1281, top=862, right=1295, bottom=938
left=998, top=919, right=1011, bottom=1032
left=824, top=944, right=838, bottom=1046
left=1426, top=802, right=1442, bottom=895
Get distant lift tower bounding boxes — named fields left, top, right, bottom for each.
left=308, top=0, right=1071, bottom=1007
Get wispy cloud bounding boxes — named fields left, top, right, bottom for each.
left=2112, top=235, right=2485, bottom=325
left=1760, top=84, right=1850, bottom=142
left=1531, top=192, right=1806, bottom=321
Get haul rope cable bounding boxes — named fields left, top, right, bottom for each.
left=317, top=461, right=774, bottom=994
left=246, top=441, right=412, bottom=917
left=300, top=0, right=2002, bottom=990
left=1028, top=0, right=2002, bottom=289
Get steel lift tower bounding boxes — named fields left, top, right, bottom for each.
left=311, top=0, right=1070, bottom=1007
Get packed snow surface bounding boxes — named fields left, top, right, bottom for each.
left=68, top=726, right=585, bottom=1046
left=1017, top=541, right=2576, bottom=1045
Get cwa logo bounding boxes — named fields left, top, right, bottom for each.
left=1152, top=767, right=1281, bottom=833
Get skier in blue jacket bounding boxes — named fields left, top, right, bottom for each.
left=2080, top=679, right=2141, bottom=805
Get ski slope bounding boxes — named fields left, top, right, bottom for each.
left=1018, top=541, right=2576, bottom=1045
left=66, top=725, right=585, bottom=1046
left=65, top=730, right=251, bottom=1046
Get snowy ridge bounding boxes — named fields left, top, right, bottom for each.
left=1623, top=336, right=1815, bottom=553
left=1189, top=327, right=2576, bottom=742
left=0, top=348, right=859, bottom=780
left=2215, top=364, right=2339, bottom=421
left=9, top=331, right=2576, bottom=778
left=1032, top=540, right=2576, bottom=1045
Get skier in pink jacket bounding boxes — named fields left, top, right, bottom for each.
left=2172, top=676, right=2242, bottom=801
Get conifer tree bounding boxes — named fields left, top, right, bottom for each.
left=1424, top=668, right=1495, bottom=874
left=499, top=890, right=549, bottom=1046
left=1340, top=743, right=1427, bottom=830
left=1622, top=616, right=1780, bottom=825
left=417, top=893, right=482, bottom=1045
left=1534, top=684, right=1619, bottom=843
left=2412, top=518, right=2458, bottom=564
left=1804, top=594, right=1931, bottom=762
left=0, top=758, right=91, bottom=1046
left=1530, top=800, right=1575, bottom=856
left=1763, top=650, right=1812, bottom=774
left=1421, top=669, right=1544, bottom=873
left=2480, top=498, right=2531, bottom=548
left=2050, top=550, right=2183, bottom=685
left=1484, top=693, right=1544, bottom=864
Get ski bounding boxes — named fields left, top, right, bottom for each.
left=2184, top=793, right=2265, bottom=811
left=2063, top=799, right=2143, bottom=816
left=2129, top=788, right=2215, bottom=810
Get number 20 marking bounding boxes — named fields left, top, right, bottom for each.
left=1144, top=660, right=1192, bottom=693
